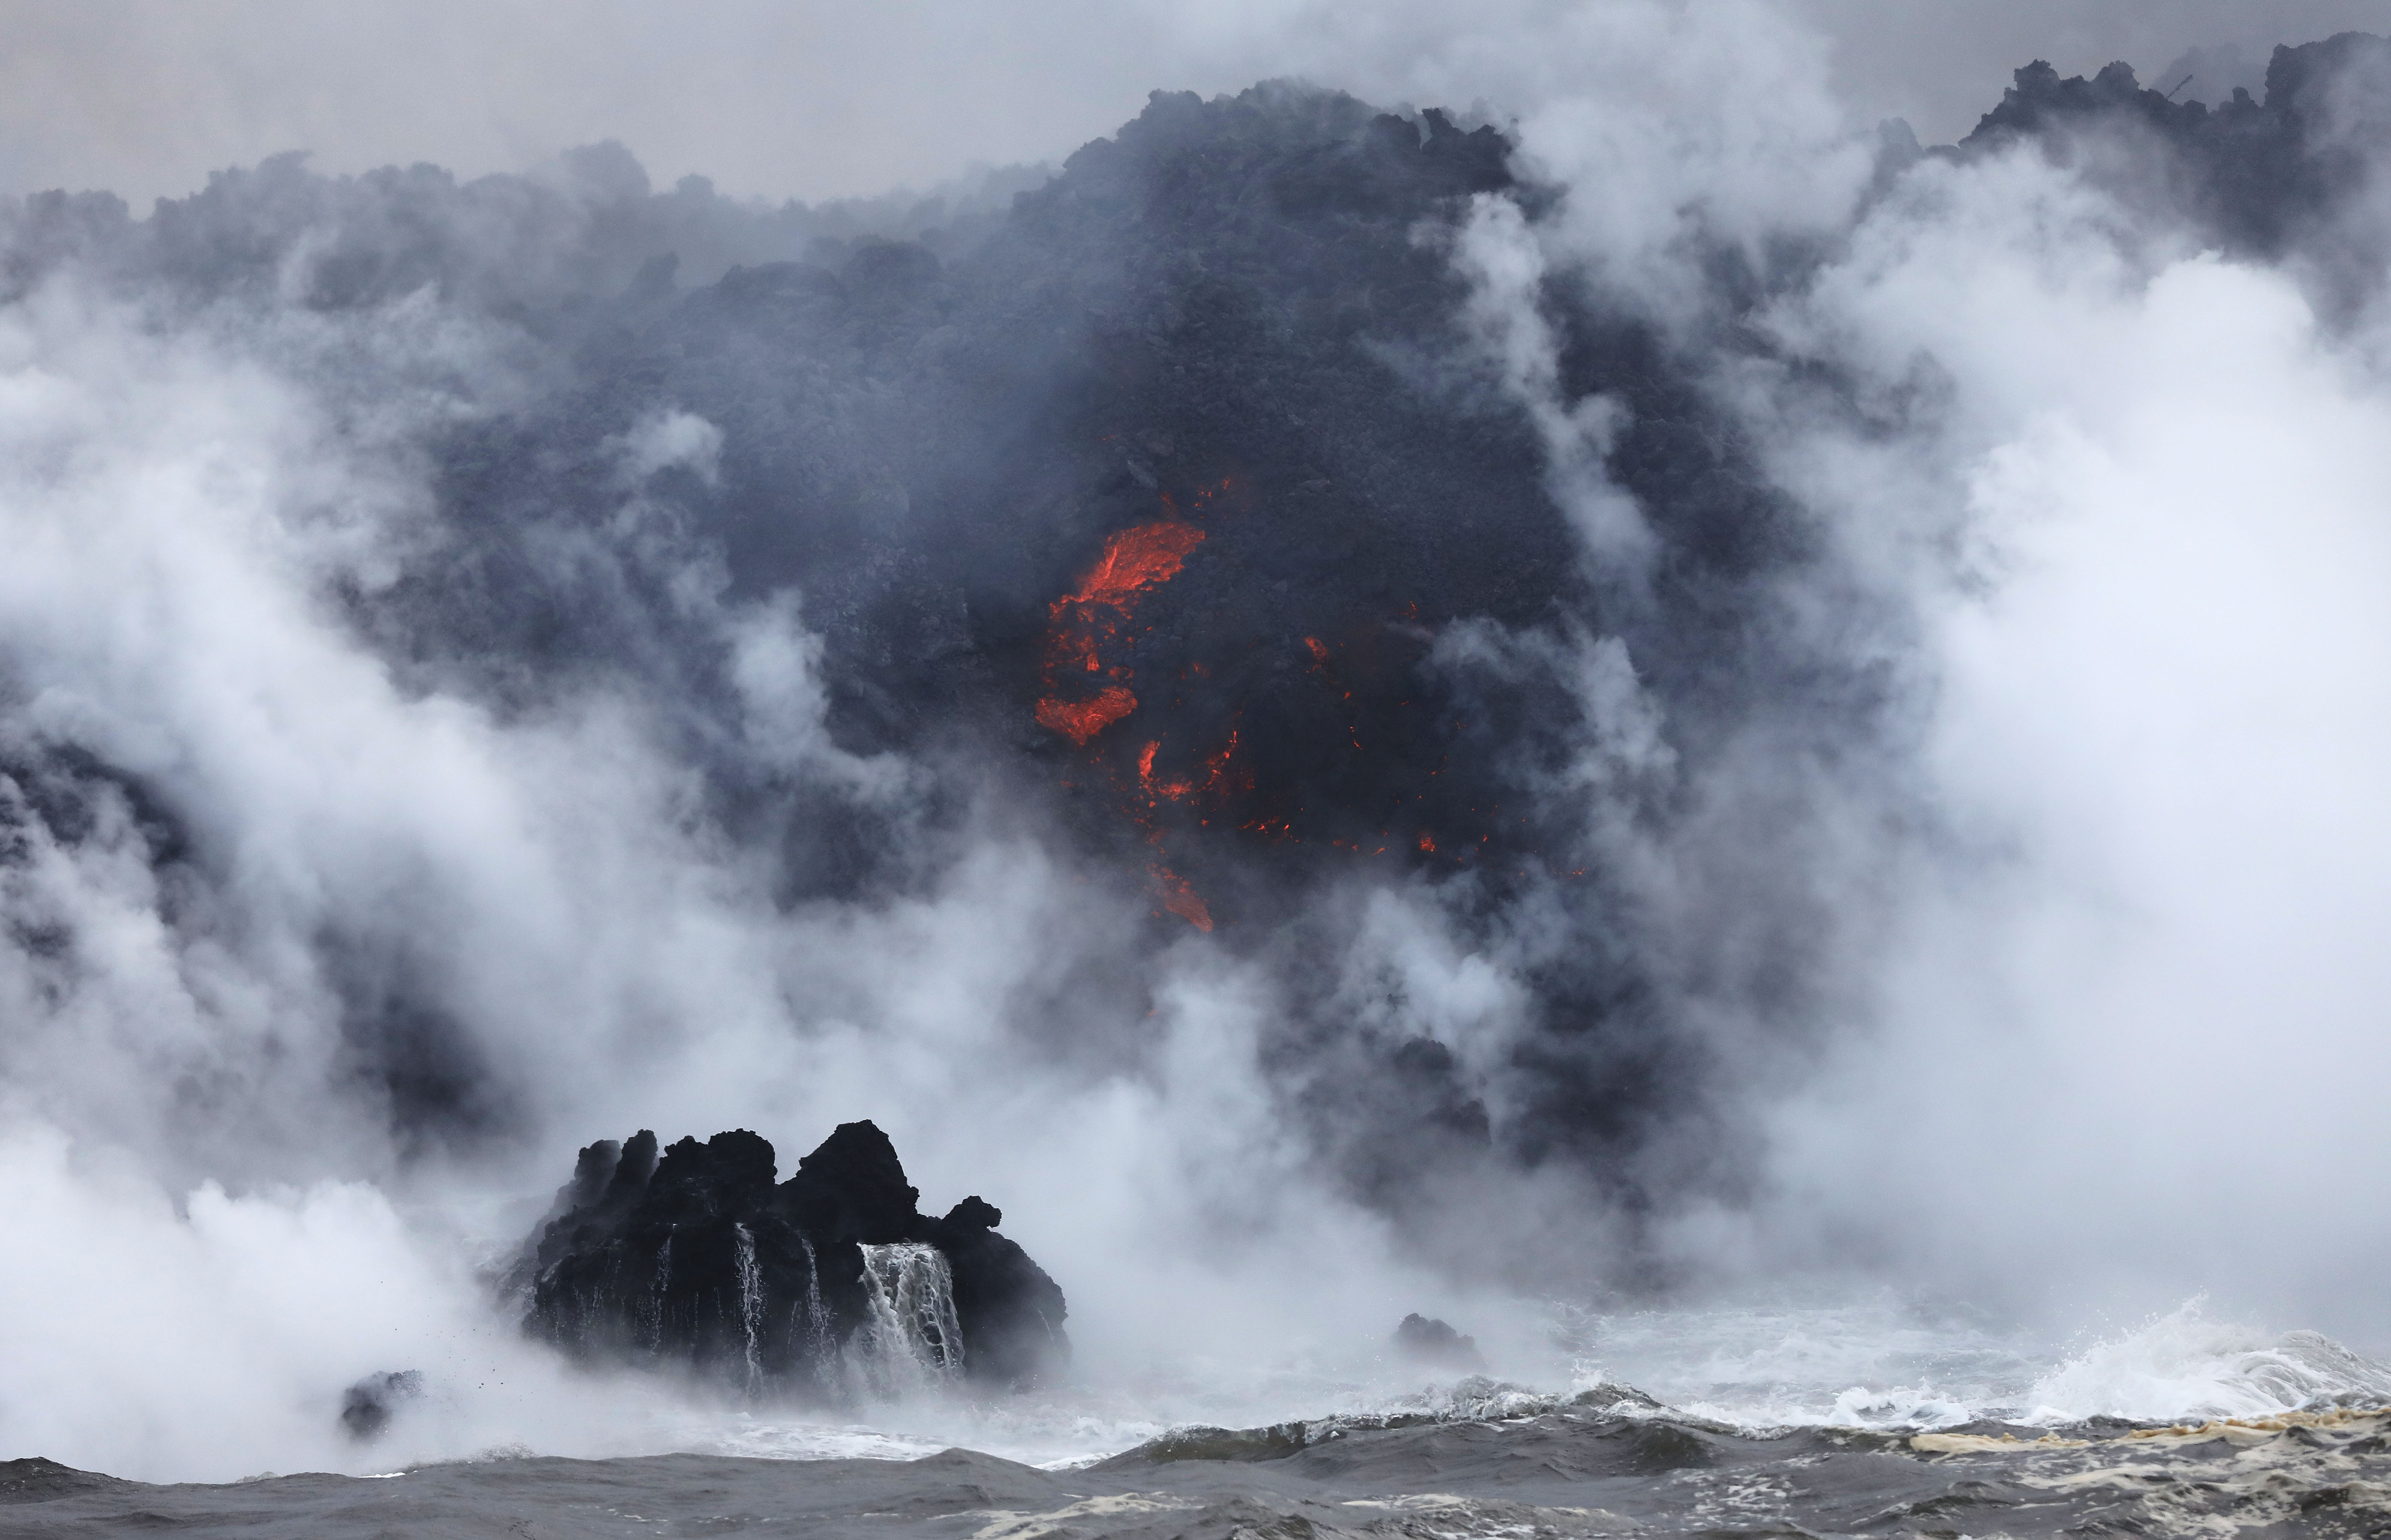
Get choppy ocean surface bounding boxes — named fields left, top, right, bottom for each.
left=8, top=1298, right=2390, bottom=1537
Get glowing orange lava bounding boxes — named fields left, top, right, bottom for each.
left=1135, top=727, right=1250, bottom=806
left=1061, top=522, right=1206, bottom=610
left=1151, top=865, right=1214, bottom=931
left=1036, top=687, right=1138, bottom=746
left=1034, top=521, right=1207, bottom=745
left=1033, top=479, right=1247, bottom=933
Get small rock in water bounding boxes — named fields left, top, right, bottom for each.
left=339, top=1370, right=424, bottom=1441
left=1393, top=1312, right=1486, bottom=1370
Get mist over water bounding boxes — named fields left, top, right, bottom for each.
left=2, top=0, right=2390, bottom=1500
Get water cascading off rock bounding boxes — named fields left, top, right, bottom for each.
left=509, top=1120, right=1068, bottom=1395
left=854, top=1242, right=966, bottom=1397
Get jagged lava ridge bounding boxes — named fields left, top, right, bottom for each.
left=513, top=1120, right=1067, bottom=1394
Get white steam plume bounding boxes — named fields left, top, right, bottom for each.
left=0, top=266, right=1492, bottom=1480
left=1447, top=8, right=2391, bottom=1340
left=1752, top=157, right=2391, bottom=1339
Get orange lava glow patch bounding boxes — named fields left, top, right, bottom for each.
left=1136, top=727, right=1251, bottom=806
left=1418, top=832, right=1437, bottom=854
left=1302, top=636, right=1329, bottom=664
left=1035, top=687, right=1137, bottom=745
left=1151, top=865, right=1214, bottom=931
left=1034, top=521, right=1207, bottom=744
left=1033, top=483, right=1251, bottom=929
left=1062, top=522, right=1206, bottom=608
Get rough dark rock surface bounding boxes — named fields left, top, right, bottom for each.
left=1391, top=1312, right=1485, bottom=1370
left=515, top=1120, right=1067, bottom=1394
left=1957, top=34, right=2391, bottom=313
left=336, top=1370, right=424, bottom=1441
left=7, top=40, right=2388, bottom=1284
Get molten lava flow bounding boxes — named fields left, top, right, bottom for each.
left=1036, top=687, right=1137, bottom=746
left=1035, top=520, right=1208, bottom=746
left=1150, top=865, right=1213, bottom=932
left=1061, top=522, right=1207, bottom=610
left=1135, top=727, right=1251, bottom=806
left=1034, top=490, right=1475, bottom=930
left=1035, top=480, right=1244, bottom=932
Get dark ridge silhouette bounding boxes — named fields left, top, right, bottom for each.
left=1958, top=34, right=2391, bottom=312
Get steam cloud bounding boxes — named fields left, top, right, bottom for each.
left=3, top=0, right=2390, bottom=1483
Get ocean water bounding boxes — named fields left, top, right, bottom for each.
left=9, top=1296, right=2388, bottom=1537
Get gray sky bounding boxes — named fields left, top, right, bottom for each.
left=1, top=0, right=2387, bottom=206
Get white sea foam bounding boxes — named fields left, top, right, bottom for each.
left=684, top=1416, right=952, bottom=1462
left=1554, top=1297, right=2391, bottom=1435
left=1557, top=1292, right=2039, bottom=1430
left=660, top=1296, right=2391, bottom=1466
left=2021, top=1301, right=2391, bottom=1425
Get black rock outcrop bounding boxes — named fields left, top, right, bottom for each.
left=513, top=1120, right=1067, bottom=1395
left=1391, top=1313, right=1484, bottom=1371
left=338, top=1370, right=424, bottom=1440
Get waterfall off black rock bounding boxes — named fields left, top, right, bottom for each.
left=514, top=1121, right=1067, bottom=1394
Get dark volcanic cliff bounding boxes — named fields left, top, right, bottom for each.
left=515, top=1121, right=1067, bottom=1394
left=5, top=41, right=2388, bottom=1287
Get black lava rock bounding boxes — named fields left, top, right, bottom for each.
left=513, top=1120, right=1068, bottom=1396
left=339, top=1370, right=424, bottom=1441
left=927, top=1196, right=1071, bottom=1386
left=1391, top=1313, right=1484, bottom=1371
